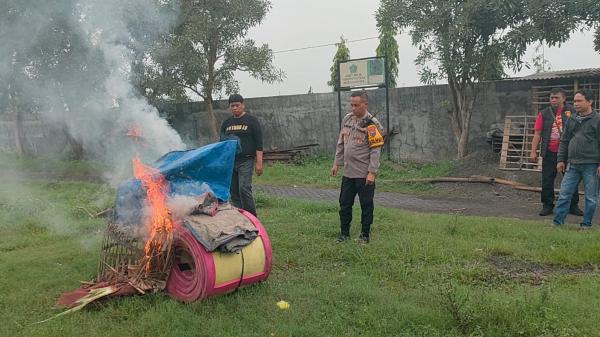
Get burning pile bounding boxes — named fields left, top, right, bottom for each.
left=51, top=132, right=272, bottom=320
left=57, top=126, right=188, bottom=310
left=58, top=153, right=178, bottom=311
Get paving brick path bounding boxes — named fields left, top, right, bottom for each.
left=257, top=184, right=556, bottom=222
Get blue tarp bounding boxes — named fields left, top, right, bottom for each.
left=154, top=140, right=238, bottom=200
left=113, top=140, right=238, bottom=225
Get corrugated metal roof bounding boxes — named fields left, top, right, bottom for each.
left=511, top=68, right=600, bottom=81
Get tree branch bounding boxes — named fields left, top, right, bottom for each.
left=181, top=82, right=206, bottom=100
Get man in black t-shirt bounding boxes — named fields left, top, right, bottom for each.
left=220, top=94, right=263, bottom=216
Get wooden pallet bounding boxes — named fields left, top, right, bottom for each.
left=263, top=143, right=319, bottom=163
left=499, top=115, right=542, bottom=172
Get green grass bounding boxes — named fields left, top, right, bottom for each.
left=0, top=153, right=455, bottom=193
left=257, top=155, right=456, bottom=193
left=0, top=152, right=106, bottom=180
left=2, top=173, right=600, bottom=336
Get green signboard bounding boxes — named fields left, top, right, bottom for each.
left=339, top=57, right=385, bottom=89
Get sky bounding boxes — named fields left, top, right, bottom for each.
left=236, top=0, right=600, bottom=98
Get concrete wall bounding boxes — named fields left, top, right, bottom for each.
left=162, top=80, right=532, bottom=161
left=0, top=118, right=68, bottom=155
left=0, top=80, right=532, bottom=161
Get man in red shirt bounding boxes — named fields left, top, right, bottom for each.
left=530, top=88, right=582, bottom=216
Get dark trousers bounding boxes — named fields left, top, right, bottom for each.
left=339, top=176, right=375, bottom=237
left=542, top=151, right=579, bottom=208
left=230, top=157, right=257, bottom=216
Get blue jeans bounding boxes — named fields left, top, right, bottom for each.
left=230, top=157, right=257, bottom=216
left=553, top=163, right=600, bottom=227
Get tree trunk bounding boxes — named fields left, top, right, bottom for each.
left=13, top=109, right=24, bottom=156
left=9, top=94, right=25, bottom=157
left=205, top=96, right=219, bottom=141
left=457, top=130, right=469, bottom=158
left=447, top=78, right=477, bottom=158
left=204, top=36, right=219, bottom=142
left=63, top=125, right=84, bottom=159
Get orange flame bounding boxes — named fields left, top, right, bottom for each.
left=127, top=125, right=148, bottom=148
left=127, top=125, right=142, bottom=139
left=132, top=154, right=173, bottom=271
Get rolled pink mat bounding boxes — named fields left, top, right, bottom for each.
left=165, top=228, right=214, bottom=302
left=166, top=209, right=272, bottom=302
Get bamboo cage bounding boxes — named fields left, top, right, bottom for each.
left=95, top=220, right=177, bottom=292
left=96, top=223, right=144, bottom=282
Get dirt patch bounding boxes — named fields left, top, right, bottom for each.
left=424, top=149, right=593, bottom=222
left=451, top=150, right=541, bottom=186
left=486, top=252, right=595, bottom=285
left=434, top=150, right=541, bottom=200
left=260, top=182, right=598, bottom=224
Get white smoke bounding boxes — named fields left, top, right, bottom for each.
left=1, top=0, right=185, bottom=183
left=0, top=1, right=185, bottom=248
left=73, top=0, right=184, bottom=180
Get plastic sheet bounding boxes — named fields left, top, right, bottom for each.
left=113, top=140, right=237, bottom=225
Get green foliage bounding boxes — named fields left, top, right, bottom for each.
left=0, top=0, right=102, bottom=115
left=377, top=0, right=600, bottom=85
left=0, top=0, right=175, bottom=157
left=377, top=0, right=600, bottom=158
left=376, top=23, right=400, bottom=88
left=142, top=0, right=283, bottom=138
left=528, top=43, right=552, bottom=73
left=327, top=36, right=351, bottom=91
left=0, top=0, right=165, bottom=114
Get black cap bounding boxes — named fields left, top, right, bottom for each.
left=228, top=94, right=244, bottom=104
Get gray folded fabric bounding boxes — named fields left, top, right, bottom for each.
left=183, top=208, right=258, bottom=252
